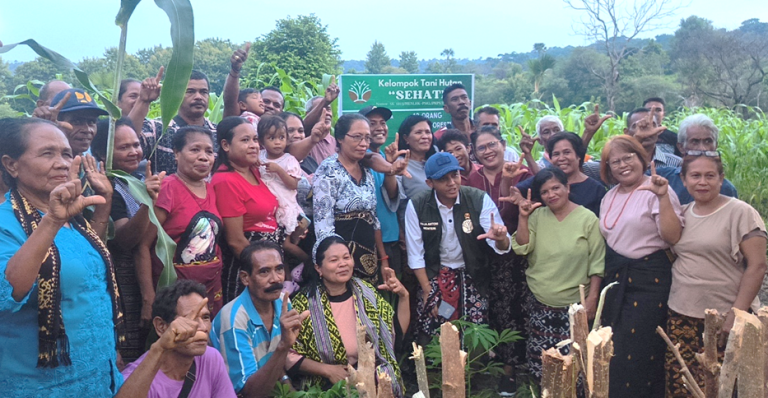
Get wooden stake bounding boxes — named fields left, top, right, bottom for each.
left=586, top=327, right=613, bottom=398
left=376, top=372, right=394, bottom=398
left=657, top=326, right=705, bottom=398
left=756, top=307, right=768, bottom=398
left=695, top=309, right=724, bottom=398
left=541, top=348, right=576, bottom=398
left=440, top=322, right=466, bottom=398
left=409, top=342, right=431, bottom=398
left=734, top=309, right=764, bottom=398
left=569, top=304, right=589, bottom=381
left=579, top=284, right=587, bottom=307
left=356, top=325, right=376, bottom=397
left=719, top=310, right=744, bottom=398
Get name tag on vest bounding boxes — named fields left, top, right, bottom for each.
left=420, top=221, right=438, bottom=231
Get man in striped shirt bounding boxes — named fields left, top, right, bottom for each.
left=211, top=241, right=308, bottom=396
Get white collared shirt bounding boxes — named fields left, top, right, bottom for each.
left=405, top=191, right=511, bottom=270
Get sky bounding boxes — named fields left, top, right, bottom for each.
left=1, top=0, right=766, bottom=64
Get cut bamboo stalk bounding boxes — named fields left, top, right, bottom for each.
left=376, top=372, right=394, bottom=398
left=757, top=307, right=768, bottom=398
left=586, top=327, right=613, bottom=398
left=657, top=326, right=705, bottom=398
left=409, top=342, right=431, bottom=398
left=718, top=310, right=744, bottom=398
left=734, top=309, right=764, bottom=398
left=356, top=324, right=376, bottom=397
left=440, top=322, right=466, bottom=398
left=695, top=309, right=724, bottom=398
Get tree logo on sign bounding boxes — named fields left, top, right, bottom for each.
left=348, top=81, right=372, bottom=104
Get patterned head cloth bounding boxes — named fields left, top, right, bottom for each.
left=312, top=233, right=345, bottom=266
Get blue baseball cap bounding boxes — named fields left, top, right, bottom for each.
left=425, top=152, right=464, bottom=180
left=51, top=88, right=109, bottom=116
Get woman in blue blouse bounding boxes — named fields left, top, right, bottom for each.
left=0, top=118, right=124, bottom=395
left=312, top=113, right=388, bottom=285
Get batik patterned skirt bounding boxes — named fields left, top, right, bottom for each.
left=525, top=294, right=571, bottom=381
left=664, top=309, right=725, bottom=397
left=488, top=252, right=529, bottom=368
left=416, top=267, right=488, bottom=339
left=335, top=211, right=380, bottom=285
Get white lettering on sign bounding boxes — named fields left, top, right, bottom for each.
left=421, top=112, right=442, bottom=119
left=378, top=79, right=420, bottom=88
left=391, top=90, right=444, bottom=100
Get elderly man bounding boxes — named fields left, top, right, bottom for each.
left=32, top=79, right=71, bottom=119
left=211, top=241, right=307, bottom=397
left=48, top=88, right=108, bottom=155
left=405, top=152, right=511, bottom=346
left=655, top=114, right=738, bottom=204
left=118, top=280, right=237, bottom=398
left=624, top=107, right=682, bottom=169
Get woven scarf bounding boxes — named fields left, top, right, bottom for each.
left=292, top=278, right=403, bottom=397
left=10, top=189, right=125, bottom=368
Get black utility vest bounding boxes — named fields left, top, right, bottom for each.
left=411, top=186, right=492, bottom=294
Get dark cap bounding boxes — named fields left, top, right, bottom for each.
left=358, top=105, right=392, bottom=121
left=425, top=152, right=464, bottom=180
left=51, top=88, right=109, bottom=116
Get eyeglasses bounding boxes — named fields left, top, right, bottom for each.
left=474, top=140, right=502, bottom=154
left=684, top=150, right=720, bottom=158
left=609, top=153, right=637, bottom=168
left=345, top=135, right=371, bottom=143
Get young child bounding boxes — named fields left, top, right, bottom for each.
left=257, top=115, right=306, bottom=239
left=238, top=88, right=265, bottom=128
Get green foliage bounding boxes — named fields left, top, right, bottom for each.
left=193, top=38, right=237, bottom=94
left=399, top=51, right=420, bottom=74
left=270, top=379, right=357, bottom=398
left=365, top=41, right=390, bottom=74
left=242, top=63, right=330, bottom=118
left=248, top=14, right=341, bottom=84
left=423, top=319, right=522, bottom=396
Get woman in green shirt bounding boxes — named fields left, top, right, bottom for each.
left=512, top=167, right=606, bottom=382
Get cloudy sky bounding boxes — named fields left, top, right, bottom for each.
left=1, top=0, right=766, bottom=63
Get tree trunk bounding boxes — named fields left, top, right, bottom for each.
left=376, top=372, right=394, bottom=398
left=356, top=324, right=377, bottom=397
left=757, top=307, right=768, bottom=398
left=695, top=309, right=724, bottom=398
left=719, top=310, right=744, bottom=398
left=570, top=304, right=590, bottom=380
left=409, top=343, right=431, bottom=398
left=441, top=322, right=466, bottom=398
left=541, top=348, right=576, bottom=398
left=586, top=327, right=613, bottom=398
left=735, top=309, right=765, bottom=398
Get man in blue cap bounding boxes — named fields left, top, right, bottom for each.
left=49, top=88, right=109, bottom=155
left=404, top=152, right=511, bottom=345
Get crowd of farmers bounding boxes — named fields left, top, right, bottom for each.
left=0, top=44, right=765, bottom=398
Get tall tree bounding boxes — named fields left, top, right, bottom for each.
left=441, top=48, right=457, bottom=73
left=248, top=14, right=341, bottom=83
left=399, top=51, right=419, bottom=74
left=564, top=0, right=681, bottom=111
left=365, top=41, right=391, bottom=74
left=527, top=54, right=556, bottom=95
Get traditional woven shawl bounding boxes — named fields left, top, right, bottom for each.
left=9, top=188, right=125, bottom=367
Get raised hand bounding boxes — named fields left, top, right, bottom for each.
left=384, top=133, right=402, bottom=163
left=637, top=161, right=669, bottom=197
left=157, top=297, right=209, bottom=351
left=33, top=91, right=73, bottom=132
left=499, top=186, right=524, bottom=204
left=583, top=104, right=612, bottom=136
left=388, top=150, right=411, bottom=178
left=310, top=108, right=331, bottom=143
left=279, top=294, right=310, bottom=349
left=230, top=43, right=250, bottom=73
left=47, top=156, right=107, bottom=225
left=139, top=66, right=164, bottom=103
left=518, top=189, right=543, bottom=218
left=83, top=154, right=113, bottom=197
left=502, top=155, right=526, bottom=180
left=518, top=126, right=536, bottom=156
left=477, top=212, right=509, bottom=242
left=144, top=160, right=166, bottom=202
left=324, top=76, right=340, bottom=103
left=634, top=110, right=666, bottom=143
left=377, top=267, right=408, bottom=298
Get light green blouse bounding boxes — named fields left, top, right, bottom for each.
left=512, top=205, right=606, bottom=307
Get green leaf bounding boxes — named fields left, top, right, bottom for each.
left=153, top=0, right=195, bottom=134
left=116, top=0, right=142, bottom=27
left=109, top=170, right=178, bottom=287
left=0, top=39, right=121, bottom=118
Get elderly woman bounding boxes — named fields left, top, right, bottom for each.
left=466, top=126, right=533, bottom=392
left=92, top=118, right=165, bottom=361
left=0, top=118, right=124, bottom=395
left=289, top=235, right=408, bottom=396
left=137, top=126, right=225, bottom=317
left=313, top=114, right=388, bottom=285
left=211, top=116, right=281, bottom=303
left=664, top=153, right=766, bottom=396
left=513, top=167, right=605, bottom=382
left=598, top=134, right=683, bottom=398
left=517, top=132, right=606, bottom=215
left=397, top=115, right=437, bottom=198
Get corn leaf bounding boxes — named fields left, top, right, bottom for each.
left=109, top=170, right=178, bottom=288
left=116, top=0, right=142, bottom=27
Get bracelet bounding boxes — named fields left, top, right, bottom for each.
left=379, top=256, right=389, bottom=262
left=280, top=375, right=291, bottom=383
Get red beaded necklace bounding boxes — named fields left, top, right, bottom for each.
left=602, top=187, right=637, bottom=230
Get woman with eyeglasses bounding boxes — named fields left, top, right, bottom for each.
left=312, top=114, right=388, bottom=285
left=466, top=126, right=533, bottom=392
left=664, top=153, right=766, bottom=396
left=598, top=134, right=684, bottom=398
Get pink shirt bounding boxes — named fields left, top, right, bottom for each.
left=308, top=134, right=336, bottom=164
left=599, top=182, right=683, bottom=259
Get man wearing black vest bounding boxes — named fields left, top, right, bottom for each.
left=404, top=152, right=511, bottom=344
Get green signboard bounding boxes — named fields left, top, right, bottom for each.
left=338, top=74, right=475, bottom=143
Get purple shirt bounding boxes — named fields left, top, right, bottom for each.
left=121, top=346, right=237, bottom=398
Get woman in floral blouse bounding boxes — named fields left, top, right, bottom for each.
left=312, top=113, right=388, bottom=285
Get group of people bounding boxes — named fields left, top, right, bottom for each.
left=0, top=44, right=765, bottom=398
